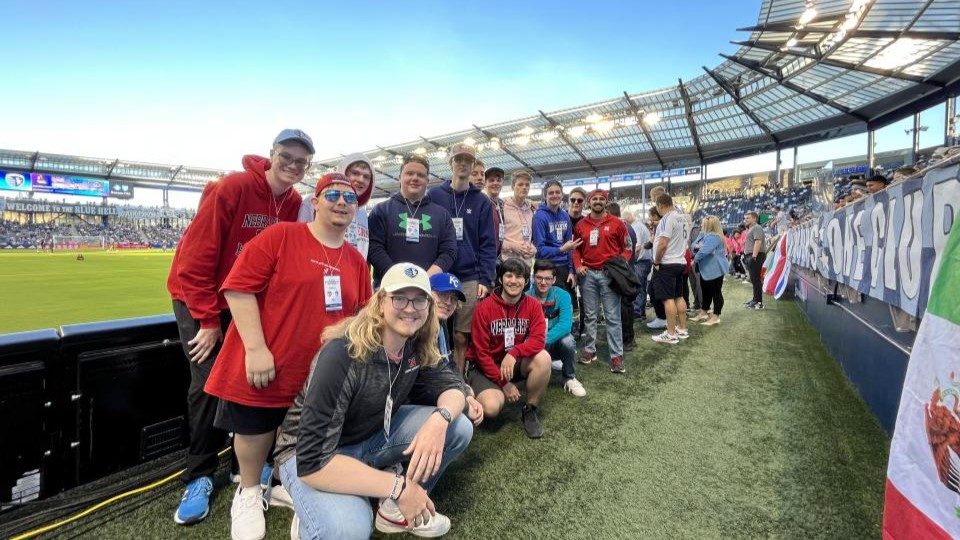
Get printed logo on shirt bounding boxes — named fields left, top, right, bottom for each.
left=399, top=213, right=433, bottom=231
left=309, top=259, right=342, bottom=274
left=466, top=208, right=473, bottom=214
left=548, top=222, right=568, bottom=236
left=404, top=357, right=420, bottom=374
left=489, top=318, right=530, bottom=336
left=241, top=214, right=279, bottom=229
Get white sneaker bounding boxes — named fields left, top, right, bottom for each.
left=290, top=513, right=300, bottom=540
left=646, top=318, right=667, bottom=329
left=551, top=360, right=563, bottom=371
left=676, top=329, right=690, bottom=339
left=230, top=485, right=267, bottom=540
left=267, top=484, right=294, bottom=510
left=375, top=497, right=451, bottom=537
left=564, top=378, right=587, bottom=397
left=652, top=332, right=679, bottom=344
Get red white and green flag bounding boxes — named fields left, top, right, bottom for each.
left=762, top=233, right=791, bottom=299
left=884, top=222, right=960, bottom=539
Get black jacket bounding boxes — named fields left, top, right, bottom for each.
left=604, top=256, right=642, bottom=300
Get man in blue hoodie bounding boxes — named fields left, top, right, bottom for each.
left=529, top=259, right=586, bottom=397
left=532, top=179, right=581, bottom=299
left=368, top=155, right=457, bottom=285
left=428, top=143, right=497, bottom=374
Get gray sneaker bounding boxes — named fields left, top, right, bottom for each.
left=521, top=404, right=544, bottom=439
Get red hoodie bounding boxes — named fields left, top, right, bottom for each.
left=572, top=213, right=631, bottom=271
left=166, top=155, right=303, bottom=329
left=466, top=291, right=546, bottom=387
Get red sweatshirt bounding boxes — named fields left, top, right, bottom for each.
left=166, top=155, right=302, bottom=329
left=466, top=292, right=546, bottom=387
left=572, top=213, right=631, bottom=271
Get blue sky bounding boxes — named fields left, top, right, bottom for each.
left=0, top=0, right=947, bottom=207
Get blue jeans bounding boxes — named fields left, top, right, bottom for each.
left=548, top=334, right=577, bottom=380
left=633, top=259, right=652, bottom=315
left=581, top=269, right=623, bottom=358
left=279, top=405, right=473, bottom=540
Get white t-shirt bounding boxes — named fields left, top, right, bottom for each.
left=655, top=209, right=689, bottom=265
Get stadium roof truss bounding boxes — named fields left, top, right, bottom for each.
left=2, top=0, right=958, bottom=197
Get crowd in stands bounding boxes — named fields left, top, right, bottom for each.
left=0, top=220, right=72, bottom=249
left=0, top=219, right=186, bottom=249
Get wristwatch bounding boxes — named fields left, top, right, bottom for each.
left=433, top=407, right=452, bottom=423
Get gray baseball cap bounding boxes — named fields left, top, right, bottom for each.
left=273, top=129, right=315, bottom=154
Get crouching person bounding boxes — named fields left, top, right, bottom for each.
left=275, top=263, right=473, bottom=539
left=466, top=258, right=551, bottom=438
left=528, top=259, right=585, bottom=397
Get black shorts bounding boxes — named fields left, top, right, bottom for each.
left=214, top=400, right=289, bottom=435
left=652, top=263, right=686, bottom=301
left=467, top=359, right=524, bottom=395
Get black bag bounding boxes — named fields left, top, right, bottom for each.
left=603, top=257, right=642, bottom=300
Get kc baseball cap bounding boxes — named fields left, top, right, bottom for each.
left=429, top=273, right=466, bottom=302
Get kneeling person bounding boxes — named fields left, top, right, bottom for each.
left=467, top=258, right=550, bottom=438
left=529, top=260, right=585, bottom=397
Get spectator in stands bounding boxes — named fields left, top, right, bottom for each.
left=743, top=211, right=766, bottom=310
left=367, top=155, right=458, bottom=284
left=483, top=167, right=506, bottom=256
left=273, top=263, right=472, bottom=539
left=501, top=169, right=537, bottom=262
left=471, top=159, right=486, bottom=189
left=428, top=144, right=497, bottom=375
left=632, top=210, right=653, bottom=322
left=691, top=216, right=729, bottom=326
left=651, top=194, right=690, bottom=344
left=866, top=174, right=890, bottom=194
left=848, top=180, right=868, bottom=202
left=467, top=258, right=550, bottom=438
left=166, top=129, right=311, bottom=526
left=298, top=153, right=374, bottom=259
left=574, top=189, right=631, bottom=372
left=606, top=202, right=638, bottom=351
left=204, top=174, right=371, bottom=540
left=529, top=259, right=585, bottom=397
left=531, top=179, right=579, bottom=297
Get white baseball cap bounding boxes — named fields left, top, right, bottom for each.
left=380, top=263, right=431, bottom=296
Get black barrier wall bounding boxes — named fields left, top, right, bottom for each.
left=0, top=315, right=189, bottom=510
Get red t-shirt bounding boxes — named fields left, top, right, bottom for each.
left=204, top=222, right=372, bottom=407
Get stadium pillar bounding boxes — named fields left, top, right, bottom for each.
left=775, top=148, right=782, bottom=188
left=867, top=130, right=876, bottom=170
left=911, top=113, right=921, bottom=165
left=162, top=189, right=169, bottom=207
left=946, top=96, right=957, bottom=147
left=792, top=146, right=799, bottom=188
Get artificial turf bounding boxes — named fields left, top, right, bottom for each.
left=26, top=275, right=890, bottom=540
left=0, top=251, right=175, bottom=333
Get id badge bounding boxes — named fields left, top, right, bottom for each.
left=452, top=217, right=464, bottom=241
left=405, top=217, right=420, bottom=243
left=498, top=225, right=505, bottom=242
left=383, top=394, right=394, bottom=437
left=522, top=224, right=531, bottom=241
left=504, top=325, right=515, bottom=350
left=324, top=274, right=342, bottom=312
left=555, top=227, right=563, bottom=242
left=589, top=229, right=599, bottom=246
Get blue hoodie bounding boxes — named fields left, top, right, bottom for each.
left=367, top=192, right=457, bottom=284
left=531, top=202, right=573, bottom=271
left=428, top=181, right=496, bottom=288
left=526, top=284, right=572, bottom=347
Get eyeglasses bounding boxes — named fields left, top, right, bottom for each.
left=434, top=292, right=461, bottom=306
left=533, top=275, right=555, bottom=282
left=569, top=198, right=584, bottom=204
left=320, top=189, right=358, bottom=205
left=274, top=151, right=311, bottom=171
left=388, top=294, right=430, bottom=311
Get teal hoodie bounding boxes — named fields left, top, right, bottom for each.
left=527, top=284, right=572, bottom=347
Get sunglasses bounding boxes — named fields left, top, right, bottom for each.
left=569, top=198, right=584, bottom=203
left=319, top=189, right=358, bottom=205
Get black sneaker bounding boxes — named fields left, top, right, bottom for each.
left=521, top=404, right=543, bottom=439
left=623, top=341, right=636, bottom=352
left=743, top=301, right=757, bottom=308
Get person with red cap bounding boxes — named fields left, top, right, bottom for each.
left=204, top=172, right=372, bottom=540
left=572, top=188, right=632, bottom=373
left=298, top=153, right=374, bottom=258
left=167, top=129, right=311, bottom=527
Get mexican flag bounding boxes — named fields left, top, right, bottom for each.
left=883, top=222, right=960, bottom=539
left=762, top=234, right=791, bottom=299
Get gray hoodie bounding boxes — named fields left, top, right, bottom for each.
left=298, top=152, right=374, bottom=258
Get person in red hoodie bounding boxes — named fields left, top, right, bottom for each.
left=466, top=258, right=550, bottom=439
left=572, top=189, right=632, bottom=373
left=205, top=173, right=372, bottom=540
left=166, top=129, right=312, bottom=527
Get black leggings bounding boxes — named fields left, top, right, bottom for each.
left=699, top=275, right=725, bottom=315
left=749, top=252, right=766, bottom=303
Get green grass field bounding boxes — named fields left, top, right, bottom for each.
left=12, top=265, right=889, bottom=539
left=0, top=251, right=175, bottom=333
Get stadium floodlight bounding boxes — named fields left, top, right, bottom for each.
left=786, top=37, right=798, bottom=48
left=538, top=130, right=559, bottom=142
left=463, top=137, right=476, bottom=146
left=643, top=112, right=661, bottom=125
left=594, top=120, right=615, bottom=133
left=413, top=147, right=427, bottom=155
left=488, top=137, right=501, bottom=149
left=585, top=113, right=603, bottom=124
left=567, top=125, right=587, bottom=137
left=518, top=126, right=535, bottom=136
left=842, top=14, right=858, bottom=31
left=798, top=4, right=817, bottom=25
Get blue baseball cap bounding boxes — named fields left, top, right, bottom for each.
left=273, top=128, right=315, bottom=154
left=429, top=273, right=466, bottom=302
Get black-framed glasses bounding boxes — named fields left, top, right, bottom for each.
left=388, top=295, right=430, bottom=311
left=533, top=275, right=555, bottom=282
left=434, top=292, right=461, bottom=306
left=320, top=190, right=358, bottom=205
left=274, top=151, right=311, bottom=170
left=569, top=198, right=584, bottom=204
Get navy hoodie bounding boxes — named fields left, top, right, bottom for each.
left=428, top=181, right=497, bottom=287
left=367, top=192, right=457, bottom=284
left=531, top=202, right=574, bottom=271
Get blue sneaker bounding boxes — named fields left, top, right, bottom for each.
left=259, top=464, right=273, bottom=488
left=174, top=476, right=214, bottom=525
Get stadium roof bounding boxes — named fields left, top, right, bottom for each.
left=2, top=0, right=958, bottom=198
